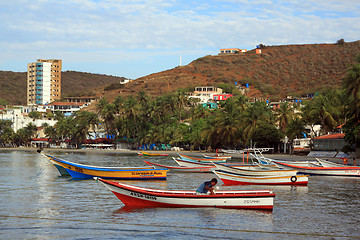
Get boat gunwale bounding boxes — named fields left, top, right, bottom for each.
left=144, top=160, right=214, bottom=170
left=99, top=178, right=275, bottom=198
left=274, top=161, right=360, bottom=170
left=45, top=154, right=167, bottom=172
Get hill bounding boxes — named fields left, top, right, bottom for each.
left=107, top=41, right=360, bottom=101
left=1, top=41, right=359, bottom=105
left=0, top=70, right=125, bottom=105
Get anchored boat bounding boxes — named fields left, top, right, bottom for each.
left=96, top=178, right=276, bottom=210
left=213, top=170, right=309, bottom=185
left=43, top=154, right=169, bottom=180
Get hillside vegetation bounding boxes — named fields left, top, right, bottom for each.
left=113, top=41, right=360, bottom=100
left=0, top=70, right=125, bottom=105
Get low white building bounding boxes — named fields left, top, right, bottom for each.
left=1, top=107, right=57, bottom=134
left=188, top=86, right=223, bottom=104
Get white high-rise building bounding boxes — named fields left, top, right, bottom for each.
left=27, top=59, right=62, bottom=106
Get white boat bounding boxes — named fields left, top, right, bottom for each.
left=144, top=160, right=214, bottom=173
left=173, top=158, right=261, bottom=170
left=213, top=162, right=298, bottom=176
left=316, top=158, right=349, bottom=167
left=96, top=178, right=275, bottom=210
left=177, top=153, right=227, bottom=163
left=273, top=161, right=360, bottom=177
left=202, top=154, right=232, bottom=160
left=213, top=170, right=309, bottom=186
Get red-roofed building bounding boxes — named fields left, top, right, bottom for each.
left=312, top=133, right=347, bottom=151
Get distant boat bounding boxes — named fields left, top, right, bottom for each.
left=144, top=160, right=214, bottom=173
left=43, top=154, right=169, bottom=180
left=173, top=158, right=261, bottom=170
left=213, top=162, right=299, bottom=176
left=177, top=153, right=227, bottom=163
left=96, top=178, right=276, bottom=210
left=213, top=170, right=309, bottom=186
left=273, top=161, right=360, bottom=177
left=202, top=154, right=232, bottom=160
left=138, top=151, right=169, bottom=156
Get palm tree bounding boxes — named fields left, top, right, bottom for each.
left=274, top=102, right=295, bottom=134
left=96, top=97, right=116, bottom=137
left=343, top=57, right=360, bottom=118
left=302, top=94, right=339, bottom=134
left=241, top=101, right=273, bottom=147
left=173, top=89, right=189, bottom=122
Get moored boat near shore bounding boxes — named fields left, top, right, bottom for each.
left=138, top=151, right=169, bottom=156
left=96, top=178, right=276, bottom=210
left=43, top=154, right=169, bottom=180
left=273, top=161, right=360, bottom=177
left=213, top=170, right=309, bottom=186
left=213, top=162, right=299, bottom=176
left=178, top=153, right=227, bottom=163
left=144, top=160, right=214, bottom=173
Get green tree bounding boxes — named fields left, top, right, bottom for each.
left=274, top=102, right=295, bottom=134
left=241, top=101, right=273, bottom=146
left=28, top=111, right=42, bottom=120
left=252, top=122, right=282, bottom=148
left=343, top=56, right=360, bottom=119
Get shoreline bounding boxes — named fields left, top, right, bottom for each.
left=1, top=146, right=356, bottom=164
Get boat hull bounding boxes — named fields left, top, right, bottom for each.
left=44, top=154, right=169, bottom=180
left=98, top=178, right=275, bottom=210
left=144, top=160, right=214, bottom=173
left=139, top=151, right=169, bottom=156
left=274, top=161, right=360, bottom=177
left=214, top=170, right=308, bottom=185
left=213, top=162, right=298, bottom=176
left=178, top=153, right=227, bottom=163
left=50, top=160, right=71, bottom=176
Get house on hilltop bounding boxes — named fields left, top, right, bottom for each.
left=219, top=48, right=247, bottom=54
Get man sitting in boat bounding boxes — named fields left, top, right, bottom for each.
left=196, top=178, right=218, bottom=195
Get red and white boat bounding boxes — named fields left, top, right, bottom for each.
left=273, top=161, right=360, bottom=177
left=213, top=170, right=309, bottom=186
left=96, top=178, right=275, bottom=210
left=144, top=160, right=214, bottom=173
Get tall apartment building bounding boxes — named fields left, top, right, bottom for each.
left=27, top=59, right=62, bottom=106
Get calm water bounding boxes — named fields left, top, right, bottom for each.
left=1, top=150, right=359, bottom=240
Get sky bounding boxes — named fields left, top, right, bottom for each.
left=0, top=0, right=359, bottom=79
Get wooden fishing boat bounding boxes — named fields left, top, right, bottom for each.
left=43, top=154, right=169, bottom=180
left=213, top=162, right=298, bottom=176
left=173, top=158, right=261, bottom=170
left=202, top=154, right=232, bottom=160
left=138, top=151, right=169, bottom=156
left=273, top=161, right=360, bottom=177
left=316, top=158, right=349, bottom=167
left=178, top=153, right=227, bottom=163
left=49, top=159, right=71, bottom=176
left=96, top=178, right=275, bottom=210
left=213, top=170, right=309, bottom=186
left=144, top=160, right=214, bottom=173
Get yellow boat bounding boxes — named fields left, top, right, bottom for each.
left=138, top=151, right=169, bottom=156
left=44, top=154, right=169, bottom=180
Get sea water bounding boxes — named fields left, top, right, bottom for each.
left=0, top=150, right=359, bottom=239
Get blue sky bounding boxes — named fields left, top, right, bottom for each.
left=0, top=0, right=359, bottom=79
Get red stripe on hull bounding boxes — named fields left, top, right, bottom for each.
left=111, top=191, right=273, bottom=210
left=220, top=178, right=308, bottom=186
